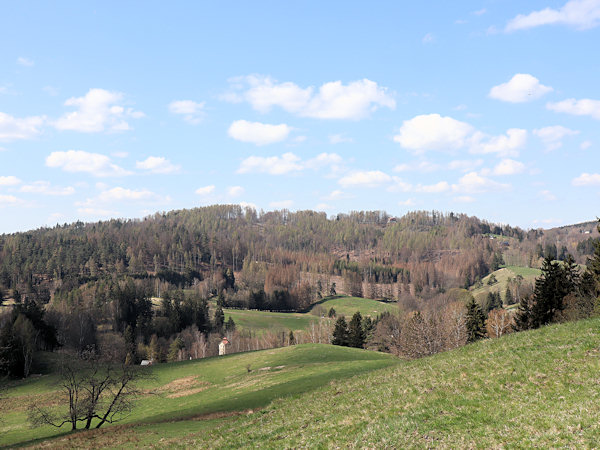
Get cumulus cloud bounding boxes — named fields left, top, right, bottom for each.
left=195, top=185, right=215, bottom=196
left=54, top=88, right=143, bottom=133
left=505, top=0, right=600, bottom=32
left=168, top=100, right=206, bottom=124
left=469, top=128, right=527, bottom=157
left=452, top=171, right=510, bottom=194
left=540, top=190, right=557, bottom=201
left=0, top=175, right=21, bottom=186
left=422, top=33, right=435, bottom=43
left=581, top=140, right=592, bottom=149
left=572, top=173, right=600, bottom=186
left=225, top=75, right=395, bottom=120
left=20, top=181, right=75, bottom=196
left=0, top=194, right=21, bottom=205
left=447, top=159, right=484, bottom=172
left=394, top=114, right=526, bottom=157
left=46, top=150, right=131, bottom=177
left=415, top=181, right=450, bottom=193
left=393, top=114, right=473, bottom=153
left=534, top=125, right=579, bottom=150
left=227, top=186, right=244, bottom=197
left=97, top=187, right=157, bottom=202
left=489, top=159, right=525, bottom=175
left=393, top=160, right=440, bottom=173
left=136, top=156, right=180, bottom=174
left=546, top=98, right=600, bottom=120
left=489, top=74, right=553, bottom=103
left=228, top=120, right=291, bottom=145
left=237, top=152, right=342, bottom=175
left=338, top=170, right=392, bottom=188
left=0, top=112, right=46, bottom=141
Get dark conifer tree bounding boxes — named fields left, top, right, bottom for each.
left=530, top=256, right=570, bottom=328
left=213, top=306, right=225, bottom=334
left=332, top=316, right=349, bottom=346
left=513, top=295, right=533, bottom=331
left=465, top=297, right=486, bottom=342
left=348, top=311, right=366, bottom=348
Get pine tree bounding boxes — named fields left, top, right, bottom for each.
left=213, top=306, right=225, bottom=334
left=465, top=297, right=486, bottom=342
left=531, top=256, right=571, bottom=327
left=348, top=311, right=366, bottom=348
left=504, top=285, right=514, bottom=305
left=513, top=295, right=532, bottom=331
left=168, top=337, right=184, bottom=362
left=332, top=316, right=348, bottom=346
left=225, top=316, right=236, bottom=332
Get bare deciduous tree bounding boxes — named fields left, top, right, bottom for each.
left=29, top=353, right=151, bottom=431
left=486, top=309, right=513, bottom=339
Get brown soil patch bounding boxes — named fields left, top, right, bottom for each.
left=154, top=376, right=212, bottom=398
left=166, top=386, right=211, bottom=398
left=0, top=390, right=65, bottom=414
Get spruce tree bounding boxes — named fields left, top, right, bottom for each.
left=513, top=295, right=532, bottom=331
left=531, top=256, right=571, bottom=327
left=332, top=316, right=349, bottom=346
left=213, top=306, right=225, bottom=334
left=465, top=297, right=486, bottom=342
left=348, top=311, right=366, bottom=348
left=505, top=286, right=514, bottom=305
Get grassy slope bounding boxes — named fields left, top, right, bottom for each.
left=470, top=266, right=540, bottom=304
left=152, top=318, right=600, bottom=448
left=0, top=345, right=397, bottom=448
left=309, top=296, right=398, bottom=318
left=223, top=309, right=318, bottom=333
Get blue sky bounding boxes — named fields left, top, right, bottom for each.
left=1, top=0, right=600, bottom=233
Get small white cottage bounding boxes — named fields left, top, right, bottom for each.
left=218, top=337, right=230, bottom=356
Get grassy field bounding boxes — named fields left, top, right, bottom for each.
left=223, top=308, right=319, bottom=332
left=309, top=296, right=398, bottom=318
left=12, top=317, right=600, bottom=448
left=0, top=345, right=397, bottom=448
left=470, top=265, right=540, bottom=304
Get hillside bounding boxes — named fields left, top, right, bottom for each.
left=16, top=317, right=600, bottom=448
left=0, top=345, right=397, bottom=448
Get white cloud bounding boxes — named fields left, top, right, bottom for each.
left=168, top=100, right=206, bottom=124
left=540, top=190, right=557, bottom=201
left=394, top=114, right=474, bottom=153
left=195, top=185, right=215, bottom=196
left=136, top=156, right=180, bottom=174
left=329, top=134, right=354, bottom=144
left=488, top=159, right=525, bottom=176
left=238, top=153, right=302, bottom=175
left=581, top=140, right=592, bottom=149
left=315, top=203, right=331, bottom=211
left=547, top=98, right=600, bottom=120
left=239, top=201, right=258, bottom=210
left=398, top=198, right=415, bottom=206
left=0, top=175, right=21, bottom=186
left=20, top=181, right=75, bottom=196
left=0, top=112, right=46, bottom=141
left=54, top=88, right=143, bottom=132
left=505, top=0, right=600, bottom=32
left=489, top=74, right=553, bottom=103
left=452, top=171, right=510, bottom=194
left=473, top=8, right=487, bottom=15
left=415, top=181, right=450, bottom=193
left=46, top=150, right=131, bottom=177
left=269, top=200, right=293, bottom=209
left=572, top=173, right=600, bottom=186
left=394, top=114, right=526, bottom=157
left=237, top=152, right=342, bottom=175
left=228, top=186, right=244, bottom=197
left=338, top=170, right=392, bottom=188
left=97, top=187, right=157, bottom=202
left=17, top=57, right=34, bottom=67
left=422, top=33, right=435, bottom=43
left=0, top=194, right=21, bottom=205
left=324, top=189, right=349, bottom=200
left=469, top=128, right=527, bottom=157
left=387, top=177, right=413, bottom=193
left=534, top=125, right=579, bottom=150
left=225, top=75, right=395, bottom=120
left=228, top=120, right=291, bottom=145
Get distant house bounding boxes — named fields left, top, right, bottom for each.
left=387, top=217, right=398, bottom=224
left=219, top=337, right=230, bottom=356
left=140, top=359, right=153, bottom=366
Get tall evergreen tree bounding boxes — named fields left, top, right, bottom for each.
left=213, top=306, right=225, bottom=334
left=513, top=295, right=532, bottom=331
left=332, top=316, right=349, bottom=346
left=530, top=256, right=571, bottom=328
left=465, top=297, right=486, bottom=342
left=348, top=311, right=366, bottom=348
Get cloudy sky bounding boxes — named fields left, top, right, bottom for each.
left=1, top=1, right=600, bottom=233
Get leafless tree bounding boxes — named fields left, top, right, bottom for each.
left=29, top=353, right=151, bottom=431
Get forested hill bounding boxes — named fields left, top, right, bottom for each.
left=0, top=205, right=597, bottom=304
